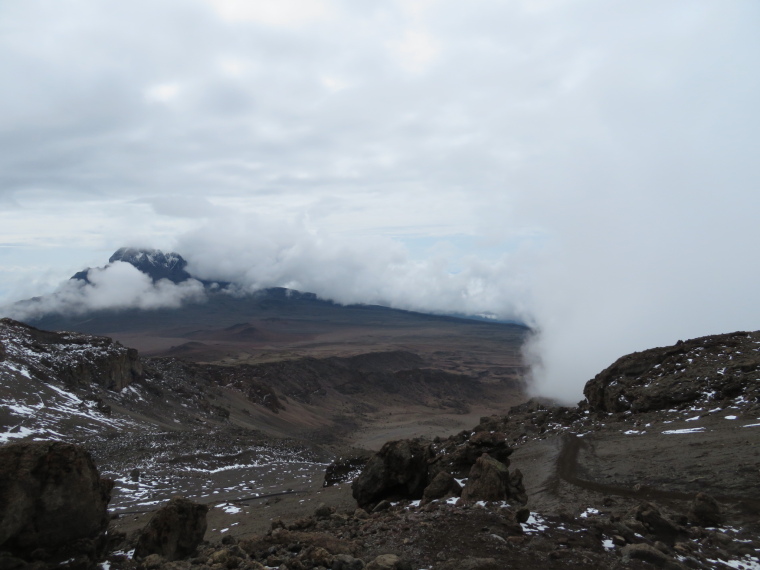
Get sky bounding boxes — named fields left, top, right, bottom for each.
left=1, top=0, right=759, bottom=402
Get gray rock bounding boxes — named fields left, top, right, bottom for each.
left=134, top=496, right=208, bottom=561
left=461, top=454, right=510, bottom=502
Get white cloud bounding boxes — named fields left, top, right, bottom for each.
left=145, top=82, right=181, bottom=103
left=6, top=262, right=206, bottom=321
left=0, top=0, right=758, bottom=403
left=205, top=0, right=332, bottom=27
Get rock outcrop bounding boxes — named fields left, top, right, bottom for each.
left=352, top=433, right=526, bottom=510
left=134, top=496, right=209, bottom=561
left=0, top=441, right=113, bottom=561
left=0, top=318, right=143, bottom=391
left=583, top=331, right=760, bottom=413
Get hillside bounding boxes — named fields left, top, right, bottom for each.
left=2, top=318, right=759, bottom=568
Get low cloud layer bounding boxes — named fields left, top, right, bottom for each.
left=8, top=262, right=206, bottom=321
left=1, top=0, right=759, bottom=402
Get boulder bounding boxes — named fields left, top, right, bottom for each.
left=134, top=496, right=208, bottom=561
left=421, top=472, right=461, bottom=505
left=429, top=432, right=513, bottom=478
left=635, top=502, right=682, bottom=543
left=0, top=441, right=113, bottom=560
left=689, top=492, right=722, bottom=527
left=352, top=439, right=432, bottom=509
left=461, top=454, right=514, bottom=503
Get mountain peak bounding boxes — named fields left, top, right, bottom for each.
left=73, top=247, right=192, bottom=284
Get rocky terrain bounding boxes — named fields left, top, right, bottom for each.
left=1, top=307, right=759, bottom=568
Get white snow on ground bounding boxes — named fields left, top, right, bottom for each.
left=0, top=425, right=36, bottom=443
left=662, top=427, right=706, bottom=435
left=602, top=538, right=615, bottom=550
left=216, top=503, right=242, bottom=514
left=724, top=415, right=738, bottom=420
left=520, top=513, right=548, bottom=534
left=579, top=507, right=600, bottom=518
left=705, top=556, right=760, bottom=569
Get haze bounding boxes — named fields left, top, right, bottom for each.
left=1, top=0, right=759, bottom=402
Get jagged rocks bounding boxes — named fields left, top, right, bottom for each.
left=134, top=496, right=208, bottom=561
left=0, top=318, right=144, bottom=391
left=461, top=454, right=508, bottom=502
left=0, top=441, right=113, bottom=560
left=352, top=439, right=432, bottom=509
left=352, top=434, right=526, bottom=510
left=460, top=454, right=526, bottom=503
left=428, top=430, right=513, bottom=479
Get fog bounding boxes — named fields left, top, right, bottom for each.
left=1, top=0, right=759, bottom=402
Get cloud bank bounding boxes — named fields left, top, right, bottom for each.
left=8, top=262, right=206, bottom=321
left=1, top=0, right=759, bottom=402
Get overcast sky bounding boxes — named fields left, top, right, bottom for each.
left=1, top=0, right=759, bottom=401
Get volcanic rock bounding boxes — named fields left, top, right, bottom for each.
left=352, top=439, right=432, bottom=509
left=0, top=318, right=143, bottom=391
left=421, top=471, right=461, bottom=505
left=583, top=331, right=760, bottom=413
left=461, top=454, right=511, bottom=502
left=324, top=456, right=370, bottom=487
left=689, top=493, right=722, bottom=527
left=134, top=496, right=208, bottom=561
left=428, top=430, right=513, bottom=478
left=0, top=441, right=113, bottom=560
left=634, top=502, right=683, bottom=543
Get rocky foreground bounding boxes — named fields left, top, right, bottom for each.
left=1, top=329, right=759, bottom=569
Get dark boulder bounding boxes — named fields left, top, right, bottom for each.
left=324, top=456, right=369, bottom=487
left=689, top=493, right=722, bottom=527
left=134, top=496, right=208, bottom=561
left=421, top=471, right=461, bottom=505
left=429, top=431, right=513, bottom=479
left=0, top=441, right=113, bottom=560
left=352, top=439, right=432, bottom=509
left=461, top=454, right=511, bottom=502
left=635, top=502, right=683, bottom=543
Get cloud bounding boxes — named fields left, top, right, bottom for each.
left=6, top=262, right=206, bottom=321
left=0, top=0, right=758, bottom=404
